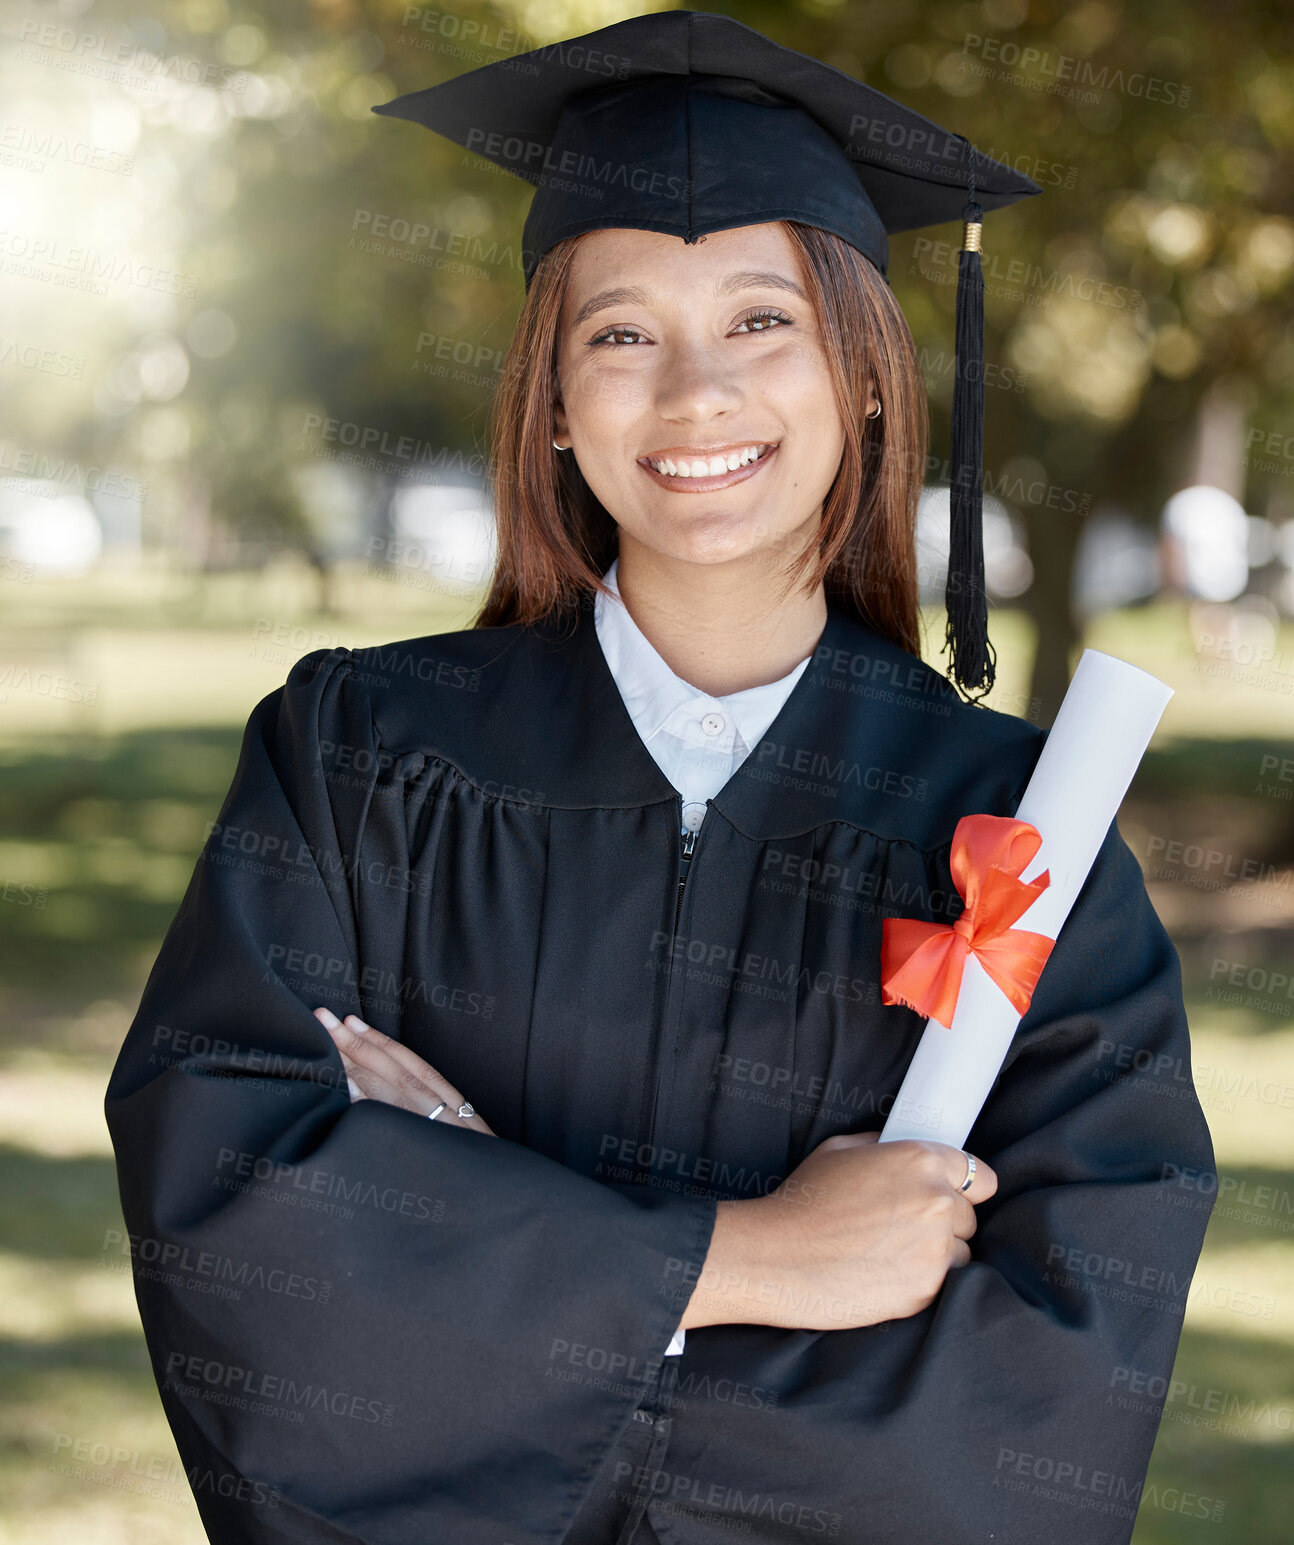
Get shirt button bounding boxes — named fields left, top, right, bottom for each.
left=700, top=711, right=725, bottom=736
left=682, top=804, right=705, bottom=832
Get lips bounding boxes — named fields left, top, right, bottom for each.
left=637, top=441, right=778, bottom=492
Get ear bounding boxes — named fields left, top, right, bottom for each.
left=552, top=366, right=571, bottom=444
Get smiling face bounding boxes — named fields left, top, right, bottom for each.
left=552, top=222, right=857, bottom=574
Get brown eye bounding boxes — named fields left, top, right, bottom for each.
left=588, top=325, right=647, bottom=347
left=733, top=309, right=793, bottom=333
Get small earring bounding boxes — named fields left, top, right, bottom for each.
left=866, top=403, right=882, bottom=420
left=553, top=438, right=569, bottom=450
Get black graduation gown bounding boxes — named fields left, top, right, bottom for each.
left=104, top=598, right=1216, bottom=1545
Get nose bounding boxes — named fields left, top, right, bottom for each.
left=651, top=338, right=745, bottom=426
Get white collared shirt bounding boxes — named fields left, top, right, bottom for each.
left=593, top=557, right=812, bottom=1355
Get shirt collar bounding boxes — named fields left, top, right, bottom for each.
left=593, top=557, right=811, bottom=751
left=362, top=589, right=1045, bottom=843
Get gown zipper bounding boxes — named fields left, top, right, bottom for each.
left=637, top=814, right=697, bottom=1187
left=674, top=824, right=697, bottom=933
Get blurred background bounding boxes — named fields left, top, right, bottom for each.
left=1, top=0, right=1292, bottom=1539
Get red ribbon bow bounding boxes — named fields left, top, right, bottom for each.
left=881, top=813, right=1056, bottom=1029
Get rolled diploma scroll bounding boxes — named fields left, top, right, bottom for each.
left=879, top=648, right=1174, bottom=1149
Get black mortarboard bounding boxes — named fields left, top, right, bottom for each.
left=372, top=9, right=1042, bottom=702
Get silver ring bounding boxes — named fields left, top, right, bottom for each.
left=958, top=1151, right=976, bottom=1192
left=428, top=1100, right=476, bottom=1122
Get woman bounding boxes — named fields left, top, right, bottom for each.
left=106, top=13, right=1215, bottom=1545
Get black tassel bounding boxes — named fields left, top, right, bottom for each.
left=945, top=142, right=996, bottom=703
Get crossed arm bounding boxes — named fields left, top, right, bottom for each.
left=309, top=1005, right=1002, bottom=1339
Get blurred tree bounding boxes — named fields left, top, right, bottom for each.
left=740, top=0, right=1294, bottom=718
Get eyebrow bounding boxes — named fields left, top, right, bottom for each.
left=570, top=269, right=808, bottom=328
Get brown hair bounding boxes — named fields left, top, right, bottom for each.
left=473, top=221, right=928, bottom=659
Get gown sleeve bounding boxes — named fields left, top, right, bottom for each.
left=104, top=646, right=717, bottom=1545
left=666, top=811, right=1218, bottom=1545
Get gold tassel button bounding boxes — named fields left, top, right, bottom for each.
left=961, top=219, right=983, bottom=253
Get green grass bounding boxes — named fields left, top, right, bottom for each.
left=1, top=567, right=1290, bottom=1542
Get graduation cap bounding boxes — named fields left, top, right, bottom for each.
left=372, top=9, right=1042, bottom=702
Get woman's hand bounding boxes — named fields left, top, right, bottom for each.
left=313, top=1006, right=496, bottom=1136
left=679, top=1131, right=997, bottom=1334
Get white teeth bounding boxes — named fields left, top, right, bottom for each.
left=647, top=444, right=768, bottom=477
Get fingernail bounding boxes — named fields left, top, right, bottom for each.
left=314, top=1007, right=341, bottom=1029
left=347, top=1076, right=362, bottom=1100
left=344, top=1014, right=369, bottom=1032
